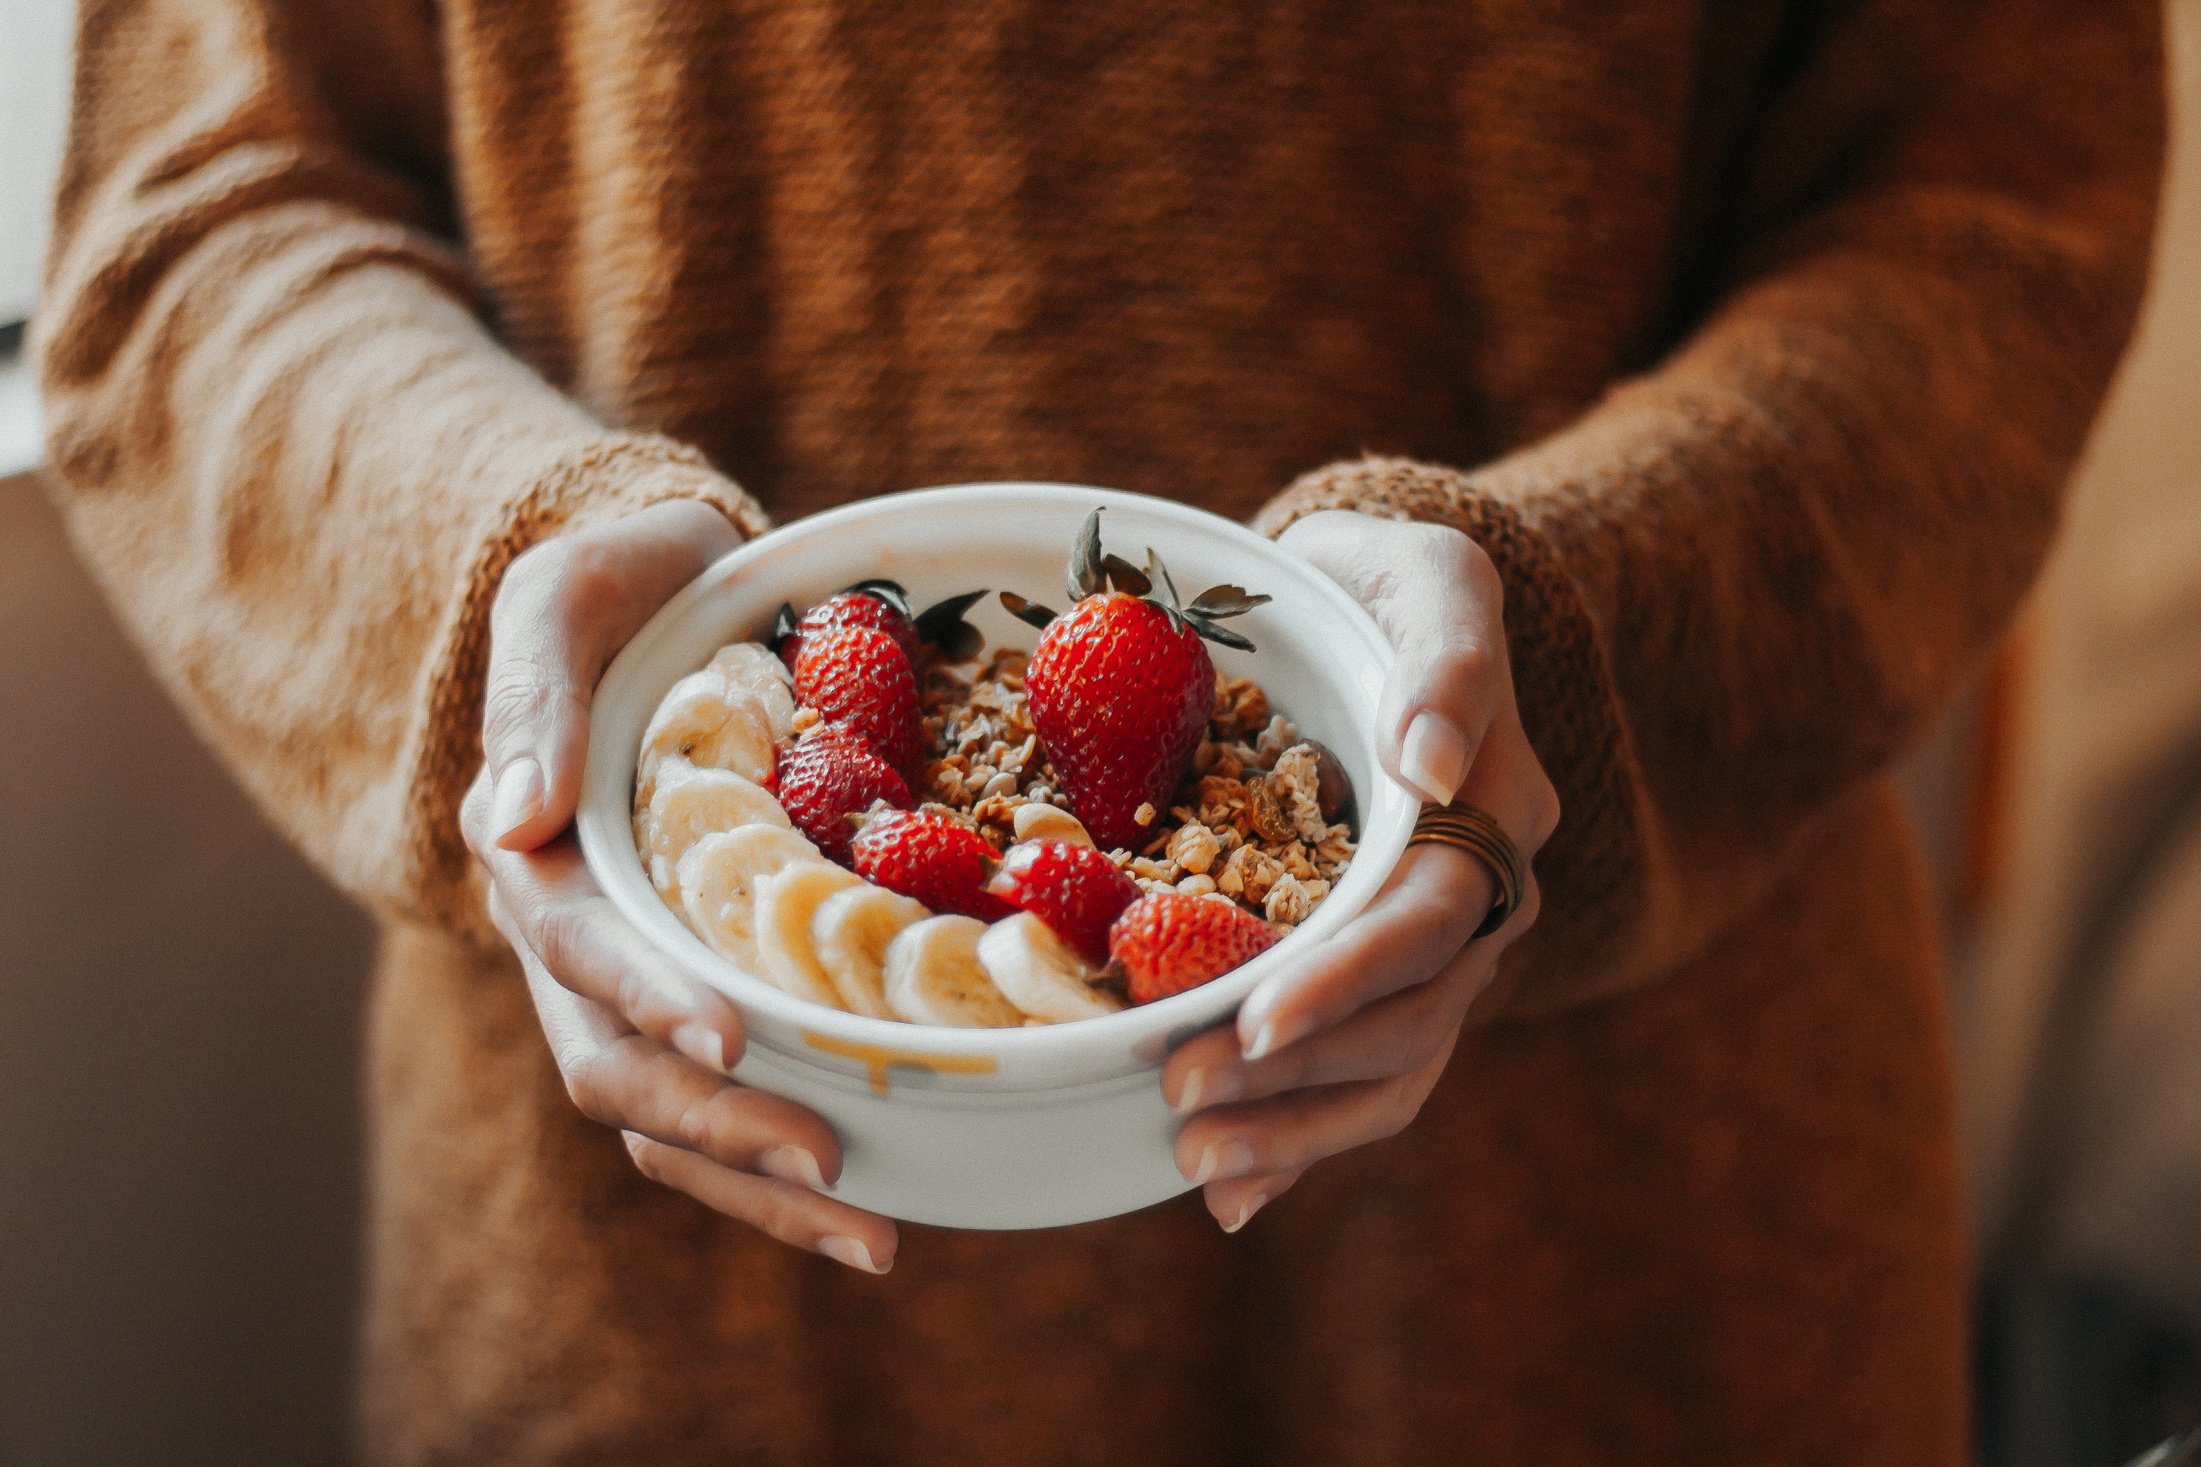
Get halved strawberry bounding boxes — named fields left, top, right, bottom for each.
left=775, top=585, right=922, bottom=670
left=792, top=625, right=925, bottom=776
left=984, top=838, right=1141, bottom=965
left=850, top=809, right=1013, bottom=922
left=776, top=723, right=911, bottom=864
left=1108, top=892, right=1280, bottom=1005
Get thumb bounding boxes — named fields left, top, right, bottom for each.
left=1280, top=512, right=1509, bottom=806
left=482, top=500, right=742, bottom=850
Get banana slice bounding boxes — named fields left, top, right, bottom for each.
left=675, top=824, right=822, bottom=974
left=706, top=642, right=798, bottom=741
left=637, top=670, right=777, bottom=803
left=884, top=915, right=1024, bottom=1028
left=811, top=884, right=931, bottom=1020
left=1011, top=803, right=1094, bottom=847
left=752, top=861, right=865, bottom=1008
left=976, top=912, right=1123, bottom=1023
left=642, top=763, right=791, bottom=898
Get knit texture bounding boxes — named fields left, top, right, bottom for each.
left=36, top=0, right=2162, bottom=1460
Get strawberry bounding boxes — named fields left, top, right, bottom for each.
left=1010, top=511, right=1268, bottom=851
left=776, top=585, right=922, bottom=670
left=792, top=625, right=925, bottom=775
left=775, top=723, right=911, bottom=863
left=1108, top=892, right=1280, bottom=1005
left=850, top=809, right=1013, bottom=921
left=984, top=838, right=1141, bottom=965
left=1026, top=595, right=1212, bottom=851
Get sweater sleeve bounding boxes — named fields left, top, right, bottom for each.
left=34, top=0, right=771, bottom=937
left=1256, top=0, right=2164, bottom=1014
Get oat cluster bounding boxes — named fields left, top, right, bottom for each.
left=916, top=648, right=1356, bottom=931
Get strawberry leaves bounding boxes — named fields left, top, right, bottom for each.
left=999, top=590, right=1060, bottom=630
left=1001, top=506, right=1272, bottom=650
left=914, top=588, right=990, bottom=661
left=1184, top=581, right=1268, bottom=651
left=1067, top=509, right=1108, bottom=602
left=843, top=578, right=914, bottom=616
left=1101, top=554, right=1149, bottom=595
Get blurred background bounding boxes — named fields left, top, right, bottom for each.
left=2, top=2, right=2197, bottom=1463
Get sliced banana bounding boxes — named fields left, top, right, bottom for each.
left=976, top=912, right=1123, bottom=1024
left=811, top=884, right=931, bottom=1020
left=642, top=763, right=791, bottom=898
left=637, top=670, right=777, bottom=802
left=707, top=642, right=798, bottom=741
left=752, top=861, right=865, bottom=1008
left=884, top=915, right=1024, bottom=1028
left=675, top=824, right=822, bottom=975
left=1011, top=803, right=1094, bottom=847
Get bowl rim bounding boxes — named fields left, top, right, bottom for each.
left=577, top=482, right=1416, bottom=1076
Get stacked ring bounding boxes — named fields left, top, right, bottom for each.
left=1409, top=803, right=1527, bottom=938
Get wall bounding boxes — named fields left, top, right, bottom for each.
left=0, top=481, right=372, bottom=1466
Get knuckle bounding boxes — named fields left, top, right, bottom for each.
left=564, top=1055, right=618, bottom=1125
left=480, top=665, right=558, bottom=749
left=615, top=969, right=653, bottom=1025
left=1419, top=522, right=1499, bottom=586
left=1376, top=1088, right=1422, bottom=1140
left=531, top=902, right=589, bottom=980
left=1530, top=780, right=1562, bottom=846
left=1379, top=1023, right=1427, bottom=1079
left=747, top=1177, right=821, bottom=1244
left=1410, top=521, right=1474, bottom=564
left=1427, top=639, right=1495, bottom=697
left=675, top=1091, right=731, bottom=1158
left=1514, top=879, right=1543, bottom=932
left=551, top=535, right=629, bottom=619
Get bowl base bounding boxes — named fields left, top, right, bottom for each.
left=736, top=1046, right=1195, bottom=1230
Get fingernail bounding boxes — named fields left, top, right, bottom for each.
left=1171, top=1067, right=1243, bottom=1115
left=1398, top=711, right=1468, bottom=805
left=1186, top=1139, right=1257, bottom=1186
left=820, top=1235, right=891, bottom=1274
left=670, top=1022, right=728, bottom=1075
left=759, top=1144, right=827, bottom=1191
left=491, top=756, right=546, bottom=842
left=1222, top=1194, right=1270, bottom=1234
left=1244, top=1018, right=1298, bottom=1062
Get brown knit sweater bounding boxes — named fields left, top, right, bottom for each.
left=37, top=0, right=2161, bottom=1461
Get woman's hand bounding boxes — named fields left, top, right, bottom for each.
left=1162, top=510, right=1560, bottom=1232
left=459, top=499, right=899, bottom=1274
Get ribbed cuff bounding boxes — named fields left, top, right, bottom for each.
left=409, top=434, right=769, bottom=944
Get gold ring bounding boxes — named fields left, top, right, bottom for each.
left=1409, top=803, right=1526, bottom=939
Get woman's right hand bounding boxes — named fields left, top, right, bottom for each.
left=459, top=498, right=900, bottom=1274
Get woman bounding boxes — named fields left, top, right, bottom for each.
left=37, top=0, right=2161, bottom=1460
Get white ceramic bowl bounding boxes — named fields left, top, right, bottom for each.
left=578, top=483, right=1412, bottom=1228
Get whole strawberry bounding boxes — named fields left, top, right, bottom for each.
left=776, top=723, right=911, bottom=863
left=776, top=585, right=923, bottom=670
left=850, top=809, right=1013, bottom=921
left=1109, top=892, right=1280, bottom=1005
left=1011, top=511, right=1268, bottom=851
left=984, top=838, right=1141, bottom=965
left=792, top=625, right=925, bottom=775
left=1027, top=595, right=1212, bottom=851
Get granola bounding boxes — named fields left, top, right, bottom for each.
left=918, top=654, right=1355, bottom=933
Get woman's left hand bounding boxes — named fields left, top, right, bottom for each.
left=1163, top=510, right=1561, bottom=1232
